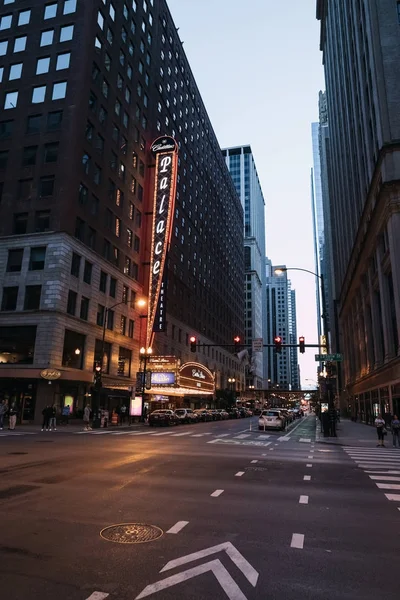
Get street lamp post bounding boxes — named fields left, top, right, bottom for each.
left=140, top=346, right=152, bottom=421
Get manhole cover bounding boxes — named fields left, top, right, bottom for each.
left=100, top=523, right=163, bottom=544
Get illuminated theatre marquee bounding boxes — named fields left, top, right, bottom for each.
left=146, top=136, right=178, bottom=347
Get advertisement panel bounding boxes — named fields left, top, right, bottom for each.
left=151, top=372, right=176, bottom=385
left=130, top=396, right=142, bottom=417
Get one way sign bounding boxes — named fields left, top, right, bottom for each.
left=135, top=541, right=259, bottom=600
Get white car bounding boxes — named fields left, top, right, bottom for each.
left=258, top=410, right=286, bottom=431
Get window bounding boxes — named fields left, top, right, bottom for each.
left=74, top=219, right=84, bottom=241
left=1, top=287, right=18, bottom=311
left=18, top=10, right=31, bottom=26
left=36, top=57, right=50, bottom=75
left=122, top=285, right=129, bottom=304
left=99, top=271, right=107, bottom=292
left=9, top=62, right=22, bottom=80
left=44, top=142, right=58, bottom=163
left=109, top=3, right=116, bottom=20
left=103, top=239, right=111, bottom=260
left=93, top=164, right=101, bottom=185
left=0, top=15, right=12, bottom=31
left=41, top=30, right=54, bottom=46
left=127, top=228, right=133, bottom=248
left=27, top=114, right=42, bottom=134
left=110, top=277, right=117, bottom=298
left=29, top=247, right=46, bottom=270
left=85, top=121, right=93, bottom=141
left=97, top=11, right=104, bottom=30
left=22, top=146, right=37, bottom=166
left=107, top=309, right=114, bottom=330
left=0, top=40, right=8, bottom=56
left=118, top=347, right=131, bottom=376
left=0, top=150, right=8, bottom=169
left=124, top=256, right=131, bottom=276
left=35, top=210, right=51, bottom=232
left=94, top=339, right=111, bottom=373
left=91, top=195, right=99, bottom=216
left=4, top=91, right=18, bottom=109
left=39, top=175, right=54, bottom=196
left=32, top=86, right=46, bottom=104
left=60, top=25, right=74, bottom=42
left=80, top=297, right=89, bottom=321
left=107, top=28, right=114, bottom=45
left=120, top=315, right=126, bottom=335
left=95, top=36, right=102, bottom=51
left=128, top=319, right=134, bottom=338
left=47, top=110, right=63, bottom=129
left=71, top=252, right=81, bottom=277
left=19, top=178, right=33, bottom=200
left=56, top=52, right=70, bottom=70
left=115, top=217, right=121, bottom=237
left=13, top=36, right=27, bottom=53
left=63, top=0, right=77, bottom=15
left=83, top=261, right=92, bottom=284
left=24, top=285, right=41, bottom=311
left=99, top=106, right=107, bottom=124
left=52, top=81, right=67, bottom=100
left=134, top=235, right=140, bottom=252
left=88, top=227, right=96, bottom=249
left=62, top=329, right=85, bottom=369
left=14, top=212, right=28, bottom=234
left=6, top=249, right=23, bottom=273
left=67, top=290, right=77, bottom=315
left=96, top=304, right=105, bottom=327
left=0, top=120, right=13, bottom=139
left=116, top=188, right=124, bottom=207
left=44, top=4, right=57, bottom=19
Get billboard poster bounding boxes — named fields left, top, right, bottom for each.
left=130, top=396, right=142, bottom=417
left=146, top=136, right=178, bottom=347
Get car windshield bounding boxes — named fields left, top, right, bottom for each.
left=175, top=410, right=185, bottom=414
left=262, top=411, right=280, bottom=417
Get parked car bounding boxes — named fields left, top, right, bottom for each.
left=279, top=409, right=292, bottom=423
left=216, top=409, right=229, bottom=420
left=258, top=410, right=286, bottom=431
left=227, top=408, right=239, bottom=419
left=174, top=408, right=197, bottom=424
left=149, top=409, right=179, bottom=427
left=194, top=409, right=213, bottom=422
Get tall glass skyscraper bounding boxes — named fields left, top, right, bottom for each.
left=223, top=146, right=267, bottom=388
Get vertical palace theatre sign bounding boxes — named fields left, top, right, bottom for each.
left=146, top=136, right=179, bottom=347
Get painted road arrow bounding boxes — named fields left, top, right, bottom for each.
left=135, top=541, right=259, bottom=600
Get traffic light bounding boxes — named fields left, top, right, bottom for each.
left=274, top=336, right=282, bottom=353
left=190, top=336, right=197, bottom=352
left=233, top=336, right=241, bottom=351
left=299, top=336, right=305, bottom=353
left=93, top=362, right=102, bottom=388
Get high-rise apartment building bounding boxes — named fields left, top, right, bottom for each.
left=265, top=260, right=299, bottom=389
left=317, top=1, right=400, bottom=418
left=0, top=0, right=244, bottom=421
left=223, top=145, right=267, bottom=389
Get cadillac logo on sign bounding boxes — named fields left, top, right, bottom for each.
left=146, top=136, right=178, bottom=346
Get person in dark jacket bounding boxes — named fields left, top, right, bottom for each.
left=8, top=403, right=18, bottom=430
left=0, top=400, right=7, bottom=430
left=41, top=405, right=52, bottom=431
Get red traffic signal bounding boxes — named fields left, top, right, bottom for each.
left=274, top=336, right=282, bottom=353
left=233, top=335, right=241, bottom=350
left=190, top=336, right=197, bottom=352
left=299, top=336, right=305, bottom=353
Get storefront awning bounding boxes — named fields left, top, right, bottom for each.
left=146, top=386, right=213, bottom=397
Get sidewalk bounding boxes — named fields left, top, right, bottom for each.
left=316, top=417, right=383, bottom=448
left=3, top=421, right=147, bottom=434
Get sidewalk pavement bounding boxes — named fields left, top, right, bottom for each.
left=315, top=417, right=383, bottom=448
left=2, top=421, right=147, bottom=434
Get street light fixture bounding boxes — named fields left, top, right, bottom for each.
left=140, top=346, right=153, bottom=421
left=274, top=266, right=329, bottom=354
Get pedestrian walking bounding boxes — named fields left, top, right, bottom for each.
left=391, top=414, right=400, bottom=448
left=0, top=399, right=7, bottom=430
left=374, top=413, right=386, bottom=447
left=41, top=405, right=51, bottom=431
left=49, top=405, right=57, bottom=431
left=8, top=402, right=18, bottom=430
left=61, top=404, right=70, bottom=425
left=120, top=403, right=127, bottom=424
left=83, top=404, right=92, bottom=431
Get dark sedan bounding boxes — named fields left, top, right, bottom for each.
left=148, top=409, right=179, bottom=426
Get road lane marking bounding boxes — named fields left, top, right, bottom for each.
left=235, top=471, right=245, bottom=477
left=208, top=439, right=271, bottom=447
left=299, top=495, right=309, bottom=504
left=213, top=433, right=230, bottom=437
left=308, top=455, right=313, bottom=459
left=369, top=475, right=400, bottom=481
left=251, top=460, right=258, bottom=464
left=385, top=494, right=400, bottom=501
left=365, top=470, right=400, bottom=474
left=257, top=434, right=270, bottom=439
left=85, top=593, right=109, bottom=600
left=166, top=521, right=189, bottom=534
left=304, top=475, right=311, bottom=481
left=151, top=431, right=174, bottom=436
left=210, top=489, right=224, bottom=497
left=299, top=438, right=311, bottom=443
left=306, top=464, right=312, bottom=468
left=191, top=433, right=206, bottom=437
left=234, top=434, right=251, bottom=439
left=171, top=431, right=193, bottom=437
left=277, top=436, right=290, bottom=441
left=129, top=431, right=155, bottom=436
left=376, top=483, right=400, bottom=490
left=290, top=533, right=304, bottom=549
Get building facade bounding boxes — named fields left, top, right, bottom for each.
left=317, top=0, right=400, bottom=418
left=223, top=145, right=267, bottom=389
left=265, top=260, right=299, bottom=390
left=0, top=0, right=244, bottom=421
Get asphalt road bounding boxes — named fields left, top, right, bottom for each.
left=1, top=415, right=399, bottom=600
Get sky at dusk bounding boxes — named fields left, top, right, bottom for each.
left=167, top=0, right=326, bottom=385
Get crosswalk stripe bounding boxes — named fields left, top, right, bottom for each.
left=234, top=434, right=251, bottom=439
left=376, top=483, right=400, bottom=490
left=213, top=433, right=229, bottom=438
left=369, top=476, right=400, bottom=481
left=257, top=434, right=270, bottom=439
left=385, top=494, right=400, bottom=501
left=365, top=470, right=400, bottom=474
left=171, top=431, right=192, bottom=437
left=191, top=433, right=206, bottom=437
left=152, top=431, right=174, bottom=436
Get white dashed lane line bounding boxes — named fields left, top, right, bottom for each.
left=251, top=460, right=258, bottom=464
left=210, top=490, right=224, bottom=497
left=85, top=593, right=109, bottom=600
left=304, top=475, right=311, bottom=481
left=306, top=464, right=313, bottom=468
left=299, top=495, right=309, bottom=504
left=235, top=471, right=245, bottom=477
left=166, top=521, right=189, bottom=534
left=290, top=533, right=304, bottom=549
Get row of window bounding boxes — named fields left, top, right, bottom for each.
left=0, top=1, right=76, bottom=28
left=0, top=52, right=70, bottom=86
left=1, top=284, right=42, bottom=311
left=0, top=111, right=63, bottom=140
left=4, top=81, right=67, bottom=109
left=0, top=143, right=59, bottom=170
left=0, top=25, right=74, bottom=57
left=10, top=211, right=51, bottom=235
left=6, top=246, right=46, bottom=272
left=63, top=330, right=133, bottom=377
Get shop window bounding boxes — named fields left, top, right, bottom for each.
left=62, top=329, right=85, bottom=369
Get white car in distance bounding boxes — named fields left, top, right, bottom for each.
left=258, top=410, right=286, bottom=431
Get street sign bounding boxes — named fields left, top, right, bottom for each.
left=315, top=353, right=343, bottom=362
left=135, top=541, right=259, bottom=600
left=252, top=338, right=263, bottom=352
